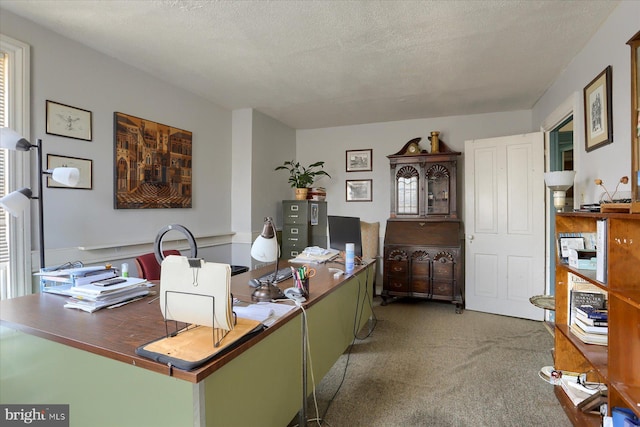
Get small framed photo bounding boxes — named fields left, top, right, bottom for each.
left=47, top=154, right=93, bottom=189
left=583, top=66, right=613, bottom=152
left=346, top=179, right=372, bottom=202
left=346, top=149, right=373, bottom=172
left=46, top=100, right=92, bottom=141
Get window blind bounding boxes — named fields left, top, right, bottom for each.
left=0, top=52, right=9, bottom=264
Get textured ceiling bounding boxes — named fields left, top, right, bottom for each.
left=0, top=0, right=619, bottom=129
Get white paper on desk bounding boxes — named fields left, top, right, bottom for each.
left=233, top=305, right=275, bottom=322
left=160, top=255, right=233, bottom=331
left=69, top=277, right=149, bottom=296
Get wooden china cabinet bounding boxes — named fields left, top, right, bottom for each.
left=381, top=136, right=464, bottom=312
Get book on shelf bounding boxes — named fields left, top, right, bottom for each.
left=575, top=311, right=608, bottom=327
left=567, top=274, right=607, bottom=325
left=596, top=219, right=607, bottom=283
left=573, top=317, right=608, bottom=335
left=569, top=323, right=608, bottom=346
left=575, top=305, right=608, bottom=320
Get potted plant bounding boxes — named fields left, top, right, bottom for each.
left=275, top=160, right=331, bottom=200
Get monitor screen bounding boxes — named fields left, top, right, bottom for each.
left=328, top=215, right=362, bottom=257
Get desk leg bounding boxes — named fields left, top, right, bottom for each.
left=300, top=311, right=308, bottom=427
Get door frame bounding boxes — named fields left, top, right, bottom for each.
left=539, top=92, right=580, bottom=319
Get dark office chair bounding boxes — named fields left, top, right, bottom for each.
left=134, top=250, right=181, bottom=280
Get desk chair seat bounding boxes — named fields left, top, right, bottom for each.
left=135, top=250, right=181, bottom=280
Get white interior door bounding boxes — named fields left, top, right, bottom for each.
left=464, top=133, right=545, bottom=320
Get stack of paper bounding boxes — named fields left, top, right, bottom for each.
left=37, top=265, right=118, bottom=295
left=290, top=246, right=340, bottom=264
left=64, top=277, right=151, bottom=313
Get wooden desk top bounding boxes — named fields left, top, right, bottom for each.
left=0, top=260, right=373, bottom=383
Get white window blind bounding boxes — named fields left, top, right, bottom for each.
left=0, top=52, right=8, bottom=265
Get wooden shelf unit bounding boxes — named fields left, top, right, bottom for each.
left=554, top=212, right=640, bottom=424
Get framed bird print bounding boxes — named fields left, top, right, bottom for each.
left=46, top=100, right=93, bottom=141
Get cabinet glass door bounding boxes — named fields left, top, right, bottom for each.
left=396, top=165, right=419, bottom=215
left=426, top=164, right=451, bottom=215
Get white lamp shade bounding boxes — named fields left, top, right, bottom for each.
left=0, top=188, right=32, bottom=217
left=250, top=235, right=279, bottom=262
left=51, top=167, right=80, bottom=187
left=544, top=170, right=576, bottom=191
left=0, top=127, right=31, bottom=151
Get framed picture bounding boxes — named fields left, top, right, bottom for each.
left=583, top=66, right=613, bottom=152
left=114, top=112, right=192, bottom=209
left=346, top=179, right=372, bottom=202
left=346, top=149, right=373, bottom=172
left=558, top=237, right=585, bottom=258
left=46, top=100, right=92, bottom=141
left=46, top=154, right=92, bottom=189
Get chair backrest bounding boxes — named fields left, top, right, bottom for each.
left=360, top=221, right=380, bottom=260
left=134, top=250, right=181, bottom=280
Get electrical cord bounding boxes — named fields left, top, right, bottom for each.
left=319, top=262, right=378, bottom=423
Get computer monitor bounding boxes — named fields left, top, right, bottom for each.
left=328, top=215, right=362, bottom=257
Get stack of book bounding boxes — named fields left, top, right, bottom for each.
left=570, top=305, right=608, bottom=346
left=64, top=277, right=151, bottom=313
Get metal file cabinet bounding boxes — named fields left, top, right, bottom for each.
left=281, top=200, right=327, bottom=258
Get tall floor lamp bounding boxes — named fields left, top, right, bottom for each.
left=0, top=127, right=80, bottom=269
left=544, top=170, right=576, bottom=212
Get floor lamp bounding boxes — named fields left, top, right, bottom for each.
left=0, top=127, right=80, bottom=270
left=544, top=171, right=576, bottom=212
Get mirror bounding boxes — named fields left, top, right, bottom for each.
left=629, top=31, right=640, bottom=212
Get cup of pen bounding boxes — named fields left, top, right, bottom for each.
left=301, top=277, right=309, bottom=298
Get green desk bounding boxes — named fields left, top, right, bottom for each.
left=0, top=261, right=374, bottom=427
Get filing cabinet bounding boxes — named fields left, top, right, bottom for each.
left=281, top=200, right=327, bottom=258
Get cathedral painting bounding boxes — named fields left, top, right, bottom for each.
left=114, top=112, right=192, bottom=209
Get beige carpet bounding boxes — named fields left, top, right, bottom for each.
left=298, top=298, right=571, bottom=427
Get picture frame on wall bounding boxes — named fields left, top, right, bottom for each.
left=114, top=112, right=192, bottom=209
left=346, top=179, right=372, bottom=202
left=46, top=100, right=93, bottom=141
left=346, top=149, right=373, bottom=172
left=46, top=154, right=92, bottom=189
left=583, top=66, right=613, bottom=152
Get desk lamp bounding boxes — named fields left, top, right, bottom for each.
left=250, top=217, right=284, bottom=302
left=0, top=127, right=80, bottom=269
left=544, top=170, right=576, bottom=212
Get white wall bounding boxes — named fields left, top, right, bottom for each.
left=532, top=1, right=640, bottom=204
left=296, top=110, right=533, bottom=237
left=1, top=10, right=234, bottom=270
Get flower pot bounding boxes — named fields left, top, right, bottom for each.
left=295, top=188, right=309, bottom=200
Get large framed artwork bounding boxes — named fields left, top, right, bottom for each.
left=114, top=112, right=193, bottom=209
left=583, top=66, right=613, bottom=152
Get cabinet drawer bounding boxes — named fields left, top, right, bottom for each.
left=432, top=281, right=453, bottom=298
left=386, top=276, right=410, bottom=292
left=411, top=278, right=429, bottom=294
left=283, top=202, right=309, bottom=224
left=282, top=247, right=302, bottom=258
left=283, top=225, right=309, bottom=241
left=411, top=260, right=430, bottom=276
left=386, top=260, right=408, bottom=275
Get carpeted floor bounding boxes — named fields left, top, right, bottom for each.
left=296, top=297, right=572, bottom=427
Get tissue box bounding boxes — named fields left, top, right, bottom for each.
left=568, top=249, right=597, bottom=270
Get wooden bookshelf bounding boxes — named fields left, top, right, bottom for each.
left=554, top=212, right=640, bottom=424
